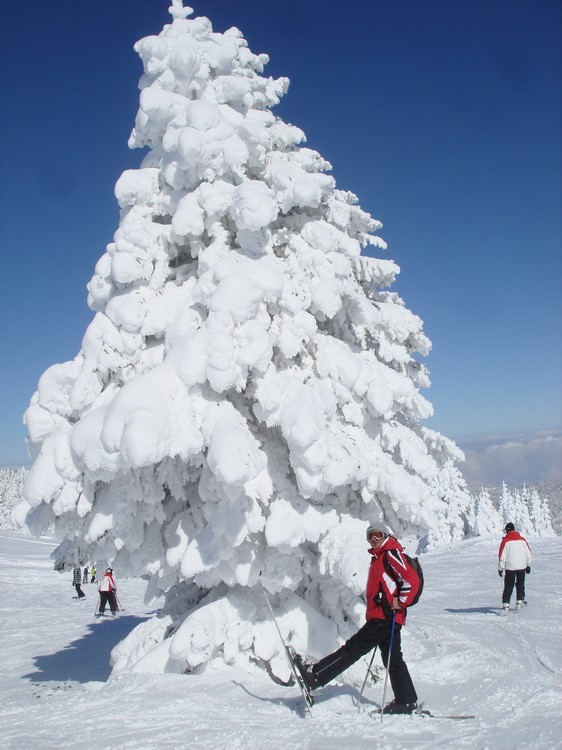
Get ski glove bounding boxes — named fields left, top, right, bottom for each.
left=526, top=567, right=531, bottom=574
left=498, top=570, right=503, bottom=577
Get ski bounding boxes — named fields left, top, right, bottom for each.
left=371, top=702, right=475, bottom=721
left=416, top=702, right=474, bottom=720
left=417, top=709, right=475, bottom=721
left=259, top=580, right=314, bottom=716
left=287, top=647, right=316, bottom=713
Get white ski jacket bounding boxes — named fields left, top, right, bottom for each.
left=98, top=572, right=116, bottom=592
left=498, top=531, right=532, bottom=572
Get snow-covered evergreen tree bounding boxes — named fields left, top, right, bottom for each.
left=498, top=482, right=512, bottom=527
left=531, top=480, right=561, bottom=534
left=425, top=461, right=475, bottom=549
left=466, top=482, right=558, bottom=539
left=473, top=487, right=502, bottom=536
left=18, top=2, right=467, bottom=679
left=0, top=468, right=27, bottom=530
left=511, top=486, right=533, bottom=533
left=496, top=482, right=535, bottom=535
left=528, top=487, right=555, bottom=536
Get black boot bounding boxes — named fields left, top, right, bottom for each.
left=292, top=653, right=320, bottom=691
left=383, top=699, right=418, bottom=715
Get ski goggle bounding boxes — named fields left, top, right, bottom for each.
left=366, top=529, right=387, bottom=543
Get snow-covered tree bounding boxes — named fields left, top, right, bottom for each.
left=472, top=487, right=502, bottom=537
left=497, top=481, right=511, bottom=525
left=511, top=486, right=533, bottom=533
left=18, top=2, right=466, bottom=679
left=532, top=480, right=562, bottom=534
left=528, top=487, right=555, bottom=536
left=497, top=482, right=533, bottom=534
left=466, top=482, right=558, bottom=539
left=425, top=460, right=475, bottom=549
left=505, top=485, right=554, bottom=537
left=0, top=467, right=27, bottom=530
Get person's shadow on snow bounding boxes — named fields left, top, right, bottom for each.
left=445, top=606, right=502, bottom=615
left=23, top=614, right=150, bottom=684
left=234, top=680, right=373, bottom=717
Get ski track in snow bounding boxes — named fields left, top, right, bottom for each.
left=0, top=530, right=561, bottom=750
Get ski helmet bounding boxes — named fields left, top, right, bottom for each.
left=504, top=523, right=515, bottom=532
left=366, top=526, right=387, bottom=543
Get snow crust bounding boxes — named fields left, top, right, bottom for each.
left=19, top=1, right=475, bottom=678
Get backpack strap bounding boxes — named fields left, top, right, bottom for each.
left=375, top=551, right=402, bottom=620
left=382, top=550, right=402, bottom=592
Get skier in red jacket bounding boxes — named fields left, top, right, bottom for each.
left=294, top=527, right=420, bottom=714
left=498, top=523, right=531, bottom=613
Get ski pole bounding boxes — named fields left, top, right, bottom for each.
left=380, top=612, right=396, bottom=723
left=357, top=646, right=378, bottom=711
left=115, top=594, right=124, bottom=611
left=94, top=595, right=100, bottom=617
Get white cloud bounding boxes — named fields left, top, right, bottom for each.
left=457, top=431, right=562, bottom=487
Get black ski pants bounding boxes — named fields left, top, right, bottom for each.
left=312, top=617, right=417, bottom=704
left=74, top=584, right=85, bottom=598
left=99, top=591, right=116, bottom=614
left=502, top=569, right=526, bottom=604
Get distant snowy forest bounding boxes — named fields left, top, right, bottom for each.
left=1, top=466, right=558, bottom=536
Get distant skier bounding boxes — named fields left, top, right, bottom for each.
left=293, top=527, right=420, bottom=714
left=72, top=566, right=86, bottom=599
left=498, top=522, right=531, bottom=613
left=90, top=565, right=96, bottom=583
left=83, top=565, right=89, bottom=583
left=96, top=568, right=118, bottom=617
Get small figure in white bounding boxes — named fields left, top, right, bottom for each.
left=97, top=568, right=118, bottom=617
left=498, top=523, right=532, bottom=614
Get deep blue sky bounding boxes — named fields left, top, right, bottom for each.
left=0, top=0, right=560, bottom=479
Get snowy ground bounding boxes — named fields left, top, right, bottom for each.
left=1, top=529, right=560, bottom=750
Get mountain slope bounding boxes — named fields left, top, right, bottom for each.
left=1, top=530, right=560, bottom=749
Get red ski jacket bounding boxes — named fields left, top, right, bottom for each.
left=365, top=536, right=420, bottom=626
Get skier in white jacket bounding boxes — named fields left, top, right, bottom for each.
left=498, top=522, right=532, bottom=612
left=96, top=568, right=118, bottom=617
